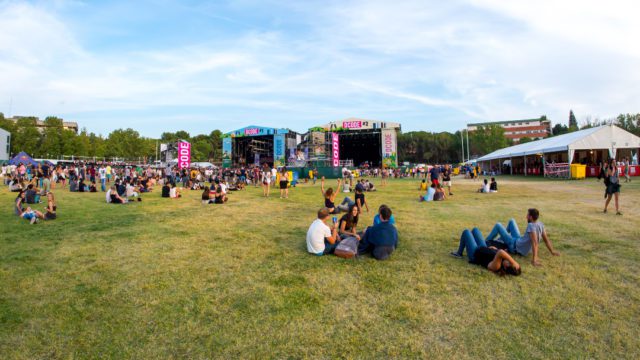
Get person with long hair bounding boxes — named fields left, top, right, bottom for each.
left=604, top=159, right=622, bottom=215
left=339, top=205, right=362, bottom=240
left=279, top=167, right=289, bottom=199
left=261, top=163, right=271, bottom=197
left=450, top=228, right=521, bottom=276
left=44, top=192, right=57, bottom=220
left=201, top=186, right=211, bottom=204
left=321, top=177, right=353, bottom=214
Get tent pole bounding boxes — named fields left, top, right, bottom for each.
left=524, top=155, right=527, bottom=176
left=510, top=157, right=513, bottom=175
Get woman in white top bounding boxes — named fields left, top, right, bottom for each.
left=261, top=164, right=271, bottom=197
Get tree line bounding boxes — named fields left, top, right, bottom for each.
left=1, top=112, right=638, bottom=164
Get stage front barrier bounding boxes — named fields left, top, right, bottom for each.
left=570, top=164, right=586, bottom=179
left=585, top=165, right=639, bottom=177
left=544, top=163, right=570, bottom=179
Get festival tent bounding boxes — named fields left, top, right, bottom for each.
left=9, top=152, right=39, bottom=166
left=476, top=125, right=640, bottom=175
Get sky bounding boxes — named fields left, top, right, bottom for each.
left=0, top=0, right=639, bottom=138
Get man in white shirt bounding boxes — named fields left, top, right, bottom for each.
left=99, top=166, right=107, bottom=192
left=306, top=208, right=340, bottom=256
left=271, top=167, right=277, bottom=184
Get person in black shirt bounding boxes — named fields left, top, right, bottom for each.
left=354, top=186, right=369, bottom=213
left=450, top=228, right=521, bottom=276
left=442, top=164, right=453, bottom=195
left=489, top=178, right=498, bottom=192
left=339, top=205, right=361, bottom=240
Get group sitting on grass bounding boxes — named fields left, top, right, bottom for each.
left=478, top=178, right=498, bottom=193
left=306, top=204, right=398, bottom=260
left=419, top=183, right=447, bottom=202
left=451, top=208, right=560, bottom=274
left=14, top=190, right=57, bottom=224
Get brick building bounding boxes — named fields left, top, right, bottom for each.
left=467, top=118, right=552, bottom=143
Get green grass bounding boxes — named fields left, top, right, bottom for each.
left=1, top=176, right=639, bottom=359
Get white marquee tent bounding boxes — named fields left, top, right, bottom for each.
left=477, top=125, right=640, bottom=174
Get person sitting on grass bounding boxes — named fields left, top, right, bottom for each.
left=339, top=205, right=362, bottom=240
left=25, top=184, right=40, bottom=204
left=9, top=176, right=23, bottom=192
left=419, top=183, right=436, bottom=202
left=201, top=186, right=212, bottom=204
left=161, top=182, right=171, bottom=198
left=489, top=177, right=498, bottom=192
left=44, top=192, right=57, bottom=220
left=212, top=183, right=227, bottom=204
left=321, top=177, right=353, bottom=214
left=480, top=208, right=559, bottom=267
left=450, top=228, right=521, bottom=276
left=373, top=204, right=396, bottom=226
left=109, top=186, right=127, bottom=204
left=419, top=179, right=427, bottom=191
left=354, top=185, right=369, bottom=213
left=89, top=181, right=97, bottom=192
left=478, top=178, right=490, bottom=193
left=78, top=178, right=86, bottom=192
left=306, top=208, right=340, bottom=256
left=358, top=205, right=398, bottom=260
left=15, top=191, right=26, bottom=216
left=433, top=184, right=446, bottom=201
left=169, top=183, right=181, bottom=199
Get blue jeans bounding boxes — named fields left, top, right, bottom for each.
left=321, top=238, right=339, bottom=255
left=456, top=228, right=487, bottom=262
left=485, top=219, right=521, bottom=254
left=101, top=178, right=106, bottom=192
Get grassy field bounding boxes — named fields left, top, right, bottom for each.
left=1, top=175, right=638, bottom=359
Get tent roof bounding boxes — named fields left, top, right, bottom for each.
left=9, top=151, right=39, bottom=166
left=477, top=125, right=640, bottom=162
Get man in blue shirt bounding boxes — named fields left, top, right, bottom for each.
left=359, top=205, right=398, bottom=260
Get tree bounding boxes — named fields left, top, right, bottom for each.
left=13, top=117, right=41, bottom=156
left=468, top=125, right=511, bottom=157
left=569, top=110, right=578, bottom=130
left=551, top=123, right=569, bottom=137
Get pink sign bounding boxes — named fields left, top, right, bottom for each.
left=244, top=128, right=259, bottom=135
left=342, top=120, right=362, bottom=129
left=178, top=141, right=191, bottom=169
left=332, top=133, right=340, bottom=167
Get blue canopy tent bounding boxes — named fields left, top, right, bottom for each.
left=9, top=152, right=39, bottom=166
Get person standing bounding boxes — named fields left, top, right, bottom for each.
left=442, top=164, right=453, bottom=195
left=261, top=164, right=271, bottom=197
left=279, top=167, right=289, bottom=199
left=623, top=157, right=631, bottom=182
left=604, top=159, right=622, bottom=215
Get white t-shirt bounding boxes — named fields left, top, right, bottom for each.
left=483, top=183, right=490, bottom=193
left=99, top=168, right=106, bottom=179
left=170, top=187, right=178, bottom=198
left=271, top=168, right=277, bottom=178
left=105, top=189, right=112, bottom=203
left=306, top=219, right=332, bottom=254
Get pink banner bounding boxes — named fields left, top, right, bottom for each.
left=332, top=133, right=340, bottom=167
left=178, top=141, right=191, bottom=169
left=244, top=128, right=259, bottom=136
left=342, top=120, right=362, bottom=129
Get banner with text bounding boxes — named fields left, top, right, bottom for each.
left=274, top=134, right=286, bottom=167
left=177, top=141, right=191, bottom=169
left=222, top=137, right=232, bottom=168
left=381, top=129, right=398, bottom=168
left=332, top=132, right=340, bottom=167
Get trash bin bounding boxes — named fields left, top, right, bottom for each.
left=570, top=164, right=586, bottom=179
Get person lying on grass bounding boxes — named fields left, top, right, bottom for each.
left=109, top=186, right=127, bottom=204
left=450, top=228, right=521, bottom=276
left=20, top=206, right=45, bottom=224
left=321, top=177, right=354, bottom=214
left=306, top=207, right=340, bottom=256
left=339, top=205, right=363, bottom=240
left=358, top=205, right=399, bottom=260
left=473, top=208, right=560, bottom=267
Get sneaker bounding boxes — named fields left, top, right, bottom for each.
left=449, top=251, right=462, bottom=259
left=616, top=211, right=623, bottom=216
left=30, top=217, right=37, bottom=224
left=449, top=193, right=453, bottom=196
left=603, top=209, right=607, bottom=214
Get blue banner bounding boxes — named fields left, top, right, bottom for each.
left=222, top=137, right=232, bottom=168
left=274, top=134, right=285, bottom=167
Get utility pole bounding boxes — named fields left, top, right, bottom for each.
left=466, top=129, right=470, bottom=162
left=460, top=130, right=465, bottom=163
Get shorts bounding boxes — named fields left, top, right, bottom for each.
left=279, top=180, right=288, bottom=189
left=432, top=179, right=440, bottom=186
left=44, top=212, right=56, bottom=220
left=443, top=181, right=452, bottom=187
left=23, top=212, right=35, bottom=220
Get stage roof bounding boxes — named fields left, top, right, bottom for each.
left=477, top=125, right=640, bottom=161
left=225, top=125, right=291, bottom=137
left=311, top=118, right=401, bottom=132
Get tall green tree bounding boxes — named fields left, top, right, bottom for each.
left=569, top=110, right=578, bottom=130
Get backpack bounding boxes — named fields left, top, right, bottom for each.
left=335, top=237, right=358, bottom=259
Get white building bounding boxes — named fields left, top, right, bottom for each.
left=0, top=127, right=10, bottom=161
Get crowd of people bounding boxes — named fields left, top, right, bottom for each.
left=3, top=158, right=570, bottom=274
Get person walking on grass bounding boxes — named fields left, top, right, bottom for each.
left=279, top=167, right=289, bottom=199
left=623, top=157, right=631, bottom=183
left=261, top=163, right=271, bottom=197
left=604, top=159, right=622, bottom=215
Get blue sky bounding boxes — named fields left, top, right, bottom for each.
left=1, top=0, right=639, bottom=137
